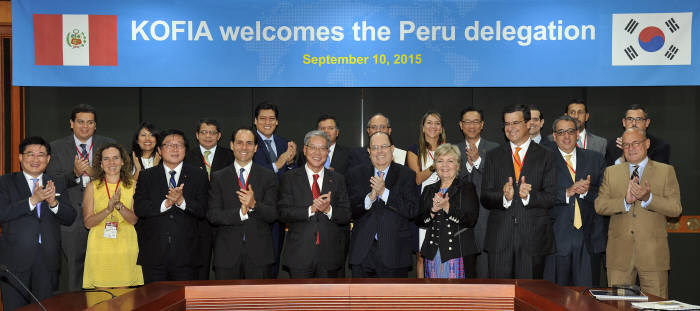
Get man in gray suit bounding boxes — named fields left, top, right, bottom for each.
left=46, top=104, right=115, bottom=291
left=456, top=106, right=498, bottom=278
left=564, top=99, right=607, bottom=156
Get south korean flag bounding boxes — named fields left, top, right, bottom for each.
left=612, top=12, right=692, bottom=66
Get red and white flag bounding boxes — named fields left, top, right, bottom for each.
left=33, top=14, right=118, bottom=66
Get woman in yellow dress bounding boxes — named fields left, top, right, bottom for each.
left=82, top=143, right=143, bottom=289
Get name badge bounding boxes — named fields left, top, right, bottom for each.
left=104, top=221, right=118, bottom=239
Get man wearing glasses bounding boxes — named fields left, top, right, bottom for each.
left=543, top=116, right=605, bottom=286
left=46, top=104, right=114, bottom=291
left=278, top=130, right=350, bottom=278
left=346, top=131, right=419, bottom=278
left=456, top=106, right=498, bottom=278
left=595, top=128, right=681, bottom=298
left=347, top=113, right=408, bottom=171
left=185, top=118, right=234, bottom=280
left=481, top=104, right=556, bottom=279
left=134, top=129, right=209, bottom=283
left=605, top=104, right=670, bottom=166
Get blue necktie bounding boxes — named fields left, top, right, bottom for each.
left=239, top=168, right=246, bottom=189
left=31, top=178, right=42, bottom=244
left=264, top=140, right=277, bottom=162
left=169, top=170, right=177, bottom=188
left=324, top=155, right=331, bottom=169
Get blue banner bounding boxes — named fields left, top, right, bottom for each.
left=11, top=0, right=700, bottom=87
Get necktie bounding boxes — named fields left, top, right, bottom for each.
left=203, top=150, right=212, bottom=175
left=631, top=165, right=640, bottom=184
left=576, top=136, right=583, bottom=148
left=169, top=170, right=177, bottom=188
left=374, top=171, right=382, bottom=241
left=79, top=143, right=89, bottom=161
left=312, top=173, right=321, bottom=245
left=265, top=140, right=277, bottom=162
left=324, top=154, right=331, bottom=169
left=31, top=178, right=42, bottom=243
left=565, top=155, right=582, bottom=230
left=239, top=168, right=246, bottom=190
left=513, top=147, right=522, bottom=180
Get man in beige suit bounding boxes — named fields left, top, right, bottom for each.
left=594, top=128, right=681, bottom=298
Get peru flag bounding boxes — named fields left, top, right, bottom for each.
left=33, top=14, right=118, bottom=66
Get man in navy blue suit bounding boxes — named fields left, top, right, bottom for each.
left=252, top=101, right=297, bottom=277
left=543, top=116, right=605, bottom=286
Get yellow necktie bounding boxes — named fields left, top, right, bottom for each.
left=203, top=150, right=212, bottom=175
left=565, top=154, right=582, bottom=229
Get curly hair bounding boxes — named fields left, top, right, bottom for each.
left=92, top=143, right=134, bottom=187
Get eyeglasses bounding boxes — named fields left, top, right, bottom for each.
left=369, top=145, right=392, bottom=152
left=625, top=117, right=647, bottom=123
left=554, top=128, right=577, bottom=136
left=74, top=119, right=96, bottom=126
left=198, top=130, right=219, bottom=136
left=368, top=125, right=388, bottom=131
left=504, top=120, right=525, bottom=127
left=305, top=145, right=329, bottom=152
left=621, top=141, right=644, bottom=149
left=162, top=143, right=185, bottom=150
left=460, top=119, right=482, bottom=125
left=22, top=152, right=48, bottom=159
left=568, top=110, right=586, bottom=116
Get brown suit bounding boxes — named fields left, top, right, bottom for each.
left=594, top=159, right=681, bottom=298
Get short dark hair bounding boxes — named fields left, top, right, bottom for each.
left=254, top=101, right=279, bottom=119
left=624, top=103, right=650, bottom=119
left=230, top=126, right=259, bottom=145
left=131, top=122, right=159, bottom=157
left=19, top=136, right=51, bottom=155
left=368, top=131, right=393, bottom=146
left=503, top=104, right=531, bottom=123
left=317, top=114, right=339, bottom=128
left=459, top=106, right=484, bottom=121
left=567, top=98, right=588, bottom=114
left=527, top=105, right=542, bottom=121
left=157, top=129, right=189, bottom=151
left=70, top=104, right=98, bottom=123
left=196, top=118, right=221, bottom=133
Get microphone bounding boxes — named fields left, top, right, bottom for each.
left=0, top=264, right=48, bottom=311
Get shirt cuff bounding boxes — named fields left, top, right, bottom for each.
left=579, top=191, right=588, bottom=199
left=472, top=157, right=482, bottom=170
left=308, top=206, right=315, bottom=217
left=28, top=200, right=36, bottom=211
left=160, top=200, right=171, bottom=213
left=364, top=194, right=375, bottom=210
left=624, top=199, right=632, bottom=212
left=641, top=193, right=653, bottom=208
left=522, top=194, right=530, bottom=206
left=240, top=209, right=249, bottom=221
left=502, top=196, right=512, bottom=208
left=325, top=205, right=333, bottom=219
left=178, top=200, right=187, bottom=210
left=379, top=189, right=390, bottom=202
left=49, top=203, right=59, bottom=214
left=272, top=163, right=279, bottom=173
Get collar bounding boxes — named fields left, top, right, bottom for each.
left=630, top=157, right=650, bottom=170
left=234, top=160, right=253, bottom=174
left=558, top=148, right=577, bottom=160
left=23, top=172, right=44, bottom=183
left=257, top=130, right=274, bottom=141
left=199, top=145, right=217, bottom=155
left=305, top=163, right=325, bottom=179
left=532, top=134, right=542, bottom=144
left=510, top=138, right=532, bottom=152
left=465, top=137, right=481, bottom=149
left=163, top=162, right=184, bottom=175
left=373, top=165, right=390, bottom=179
left=578, top=128, right=587, bottom=141
left=73, top=135, right=93, bottom=147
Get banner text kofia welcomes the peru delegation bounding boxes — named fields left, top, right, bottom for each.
left=131, top=20, right=596, bottom=46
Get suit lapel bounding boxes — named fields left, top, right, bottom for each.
left=257, top=133, right=273, bottom=163
left=574, top=148, right=583, bottom=181
left=520, top=143, right=539, bottom=177
left=154, top=164, right=171, bottom=194
left=384, top=163, right=400, bottom=191
left=14, top=173, right=32, bottom=199
left=321, top=168, right=335, bottom=194
left=501, top=144, right=516, bottom=179
left=299, top=169, right=314, bottom=200
left=178, top=164, right=190, bottom=187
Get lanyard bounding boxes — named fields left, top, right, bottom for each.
left=76, top=142, right=93, bottom=160
left=512, top=147, right=526, bottom=166
left=202, top=154, right=212, bottom=169
left=565, top=160, right=576, bottom=175
left=238, top=172, right=250, bottom=190
left=578, top=134, right=587, bottom=149
left=105, top=178, right=121, bottom=200
left=427, top=150, right=434, bottom=161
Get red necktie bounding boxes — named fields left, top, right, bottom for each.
left=312, top=174, right=320, bottom=245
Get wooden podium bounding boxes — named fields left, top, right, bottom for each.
left=16, top=279, right=656, bottom=310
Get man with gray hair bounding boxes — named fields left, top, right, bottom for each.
left=347, top=113, right=408, bottom=170
left=278, top=130, right=351, bottom=278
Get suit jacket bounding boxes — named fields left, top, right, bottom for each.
left=481, top=142, right=556, bottom=256
left=546, top=130, right=607, bottom=157
left=185, top=145, right=235, bottom=176
left=207, top=163, right=278, bottom=268
left=296, top=144, right=351, bottom=176
left=134, top=163, right=209, bottom=267
left=550, top=148, right=606, bottom=256
left=253, top=133, right=296, bottom=178
left=605, top=133, right=670, bottom=166
left=278, top=167, right=351, bottom=270
left=594, top=160, right=681, bottom=271
left=46, top=134, right=115, bottom=232
left=346, top=162, right=419, bottom=269
left=456, top=138, right=498, bottom=254
left=416, top=178, right=480, bottom=260
left=0, top=172, right=76, bottom=272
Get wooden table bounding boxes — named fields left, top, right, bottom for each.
left=16, top=279, right=663, bottom=310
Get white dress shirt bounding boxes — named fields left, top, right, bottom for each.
left=504, top=139, right=531, bottom=208
left=305, top=164, right=332, bottom=219
left=234, top=160, right=254, bottom=221
left=160, top=162, right=187, bottom=212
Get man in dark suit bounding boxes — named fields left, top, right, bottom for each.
left=456, top=106, right=499, bottom=278
left=1, top=137, right=76, bottom=310
left=45, top=104, right=114, bottom=291
left=528, top=105, right=557, bottom=151
left=605, top=104, right=670, bottom=166
left=346, top=113, right=409, bottom=170
left=296, top=115, right=351, bottom=176
left=252, top=101, right=296, bottom=277
left=134, top=129, right=209, bottom=283
left=185, top=118, right=234, bottom=280
left=543, top=116, right=605, bottom=286
left=207, top=127, right=278, bottom=279
left=278, top=130, right=351, bottom=278
left=347, top=132, right=419, bottom=278
left=481, top=104, right=556, bottom=279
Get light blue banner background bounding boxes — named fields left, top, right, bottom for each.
left=11, top=0, right=700, bottom=87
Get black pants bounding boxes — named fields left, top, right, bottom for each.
left=142, top=245, right=196, bottom=283
left=1, top=256, right=58, bottom=311
left=215, top=243, right=272, bottom=280
left=351, top=240, right=409, bottom=278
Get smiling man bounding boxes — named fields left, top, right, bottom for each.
left=605, top=104, right=670, bottom=166
left=46, top=104, right=115, bottom=291
left=207, top=127, right=279, bottom=280
left=481, top=104, right=556, bottom=279
left=1, top=137, right=76, bottom=310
